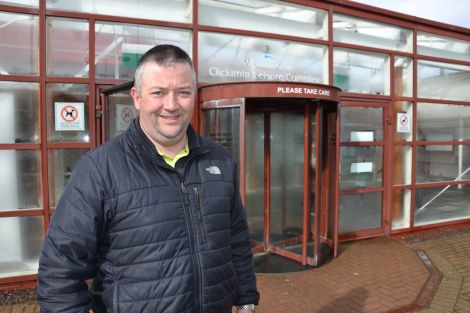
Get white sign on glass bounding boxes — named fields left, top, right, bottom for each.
left=55, top=102, right=85, bottom=131
left=396, top=112, right=411, bottom=133
left=116, top=104, right=136, bottom=131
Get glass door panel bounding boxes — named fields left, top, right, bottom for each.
left=270, top=112, right=305, bottom=252
left=245, top=113, right=265, bottom=247
left=104, top=90, right=135, bottom=140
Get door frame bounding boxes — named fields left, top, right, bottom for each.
left=96, top=80, right=134, bottom=145
left=338, top=99, right=391, bottom=240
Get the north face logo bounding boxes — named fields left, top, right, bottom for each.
left=206, top=166, right=221, bottom=175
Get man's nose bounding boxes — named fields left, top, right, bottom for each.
left=164, top=92, right=178, bottom=111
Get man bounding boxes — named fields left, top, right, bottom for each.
left=37, top=45, right=260, bottom=313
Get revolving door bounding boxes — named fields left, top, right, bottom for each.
left=200, top=82, right=340, bottom=269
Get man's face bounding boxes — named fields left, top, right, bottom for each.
left=131, top=61, right=195, bottom=149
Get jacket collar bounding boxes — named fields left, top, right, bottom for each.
left=128, top=118, right=209, bottom=167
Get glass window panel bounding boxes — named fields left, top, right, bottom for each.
left=417, top=103, right=470, bottom=141
left=334, top=48, right=390, bottom=95
left=199, top=0, right=327, bottom=40
left=393, top=145, right=412, bottom=186
left=416, top=145, right=470, bottom=183
left=415, top=184, right=470, bottom=226
left=394, top=101, right=413, bottom=142
left=418, top=60, right=470, bottom=102
left=270, top=112, right=304, bottom=244
left=0, top=150, right=41, bottom=211
left=245, top=113, right=265, bottom=244
left=47, top=18, right=89, bottom=77
left=418, top=31, right=470, bottom=62
left=202, top=106, right=240, bottom=167
left=340, top=106, right=383, bottom=142
left=46, top=0, right=192, bottom=23
left=394, top=57, right=413, bottom=97
left=0, top=216, right=43, bottom=278
left=0, top=12, right=38, bottom=75
left=199, top=31, right=328, bottom=84
left=46, top=83, right=89, bottom=143
left=340, top=146, right=383, bottom=190
left=392, top=189, right=411, bottom=230
left=48, top=149, right=88, bottom=207
left=0, top=82, right=39, bottom=144
left=333, top=13, right=412, bottom=52
left=339, top=191, right=382, bottom=233
left=95, top=22, right=192, bottom=80
left=0, top=0, right=37, bottom=7
left=105, top=90, right=135, bottom=141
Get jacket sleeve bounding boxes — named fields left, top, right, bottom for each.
left=230, top=161, right=260, bottom=306
left=37, top=154, right=107, bottom=313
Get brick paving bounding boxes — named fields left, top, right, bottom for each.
left=2, top=227, right=470, bottom=313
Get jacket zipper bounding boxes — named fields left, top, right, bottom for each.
left=173, top=174, right=203, bottom=313
left=194, top=185, right=207, bottom=243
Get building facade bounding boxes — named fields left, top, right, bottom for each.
left=0, top=0, right=469, bottom=288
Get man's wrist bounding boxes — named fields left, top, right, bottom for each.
left=237, top=304, right=255, bottom=311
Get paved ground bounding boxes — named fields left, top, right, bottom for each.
left=1, top=226, right=470, bottom=313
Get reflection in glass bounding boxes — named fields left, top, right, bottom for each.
left=47, top=83, right=89, bottom=143
left=48, top=149, right=88, bottom=207
left=394, top=57, right=413, bottom=97
left=334, top=48, right=390, bottom=95
left=105, top=90, right=135, bottom=140
left=417, top=103, right=470, bottom=141
left=0, top=216, right=43, bottom=278
left=340, top=106, right=383, bottom=142
left=202, top=107, right=241, bottom=167
left=393, top=101, right=413, bottom=142
left=418, top=60, right=470, bottom=101
left=333, top=13, right=412, bottom=52
left=0, top=12, right=38, bottom=75
left=0, top=82, right=39, bottom=144
left=339, top=192, right=382, bottom=233
left=0, top=150, right=41, bottom=212
left=340, top=146, right=383, bottom=190
left=270, top=112, right=304, bottom=247
left=198, top=32, right=328, bottom=84
left=392, top=189, right=411, bottom=230
left=416, top=145, right=470, bottom=183
left=199, top=0, right=327, bottom=40
left=415, top=184, right=470, bottom=226
left=95, top=22, right=191, bottom=79
left=418, top=31, right=470, bottom=62
left=393, top=145, right=412, bottom=186
left=0, top=0, right=37, bottom=7
left=245, top=113, right=264, bottom=244
left=47, top=17, right=89, bottom=77
left=46, top=0, right=192, bottom=23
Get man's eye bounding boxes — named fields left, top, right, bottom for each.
left=178, top=90, right=192, bottom=97
left=152, top=91, right=163, bottom=96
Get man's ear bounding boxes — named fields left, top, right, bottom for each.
left=131, top=87, right=140, bottom=110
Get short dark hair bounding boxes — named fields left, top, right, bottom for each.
left=134, top=45, right=195, bottom=95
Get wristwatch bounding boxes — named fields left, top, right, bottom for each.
left=237, top=304, right=255, bottom=311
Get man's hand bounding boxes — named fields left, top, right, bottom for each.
left=237, top=309, right=254, bottom=313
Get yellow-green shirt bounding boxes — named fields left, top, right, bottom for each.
left=156, top=142, right=189, bottom=168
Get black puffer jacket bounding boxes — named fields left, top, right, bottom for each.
left=37, top=119, right=259, bottom=312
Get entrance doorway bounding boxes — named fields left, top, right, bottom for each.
left=96, top=81, right=135, bottom=143
left=200, top=82, right=341, bottom=270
